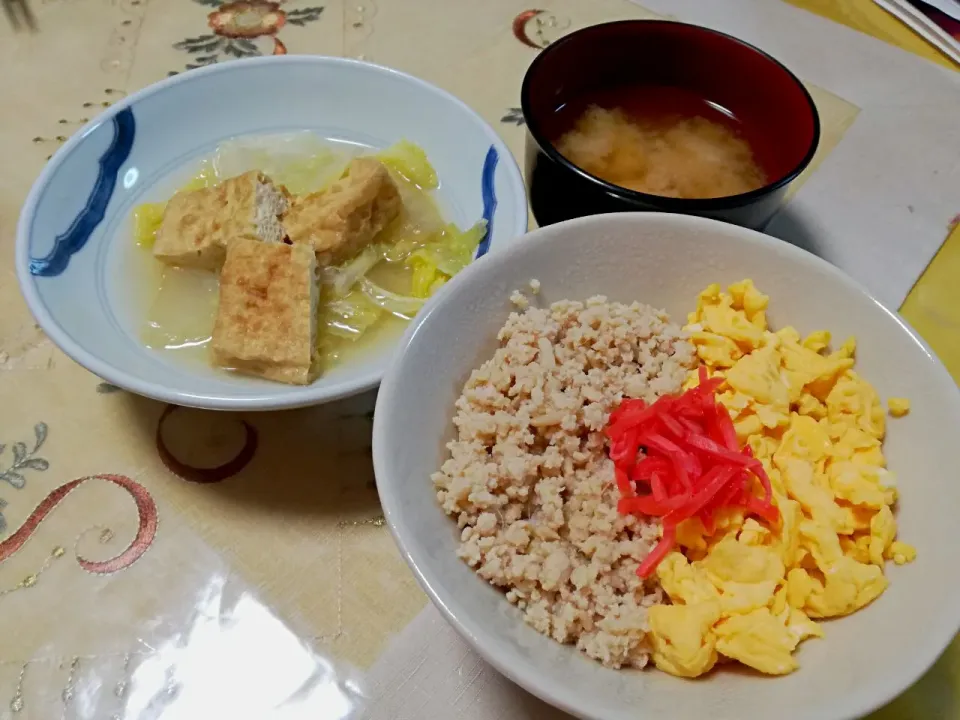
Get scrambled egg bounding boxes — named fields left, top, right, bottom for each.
left=646, top=280, right=915, bottom=678
left=888, top=397, right=910, bottom=418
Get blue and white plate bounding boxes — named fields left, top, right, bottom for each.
left=16, top=56, right=527, bottom=410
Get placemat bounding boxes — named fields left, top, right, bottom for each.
left=1, top=1, right=958, bottom=717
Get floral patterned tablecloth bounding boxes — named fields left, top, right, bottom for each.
left=0, top=1, right=957, bottom=717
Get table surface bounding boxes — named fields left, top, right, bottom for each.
left=0, top=0, right=957, bottom=717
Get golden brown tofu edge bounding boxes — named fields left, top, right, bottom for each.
left=282, top=158, right=402, bottom=266
left=211, top=238, right=318, bottom=385
left=152, top=171, right=287, bottom=271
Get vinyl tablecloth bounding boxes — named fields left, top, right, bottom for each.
left=0, top=0, right=957, bottom=717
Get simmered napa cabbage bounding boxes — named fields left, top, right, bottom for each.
left=131, top=137, right=485, bottom=368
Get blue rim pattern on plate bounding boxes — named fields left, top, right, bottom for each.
left=475, top=144, right=499, bottom=259
left=29, top=108, right=137, bottom=278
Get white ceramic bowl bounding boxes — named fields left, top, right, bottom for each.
left=16, top=56, right=526, bottom=410
left=373, top=213, right=960, bottom=720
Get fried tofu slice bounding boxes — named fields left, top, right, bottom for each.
left=211, top=238, right=318, bottom=385
left=282, top=157, right=401, bottom=266
left=153, top=171, right=288, bottom=270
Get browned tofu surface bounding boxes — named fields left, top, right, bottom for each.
left=282, top=157, right=401, bottom=266
left=211, top=238, right=318, bottom=385
left=153, top=171, right=287, bottom=270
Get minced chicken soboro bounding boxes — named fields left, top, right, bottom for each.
left=433, top=294, right=696, bottom=668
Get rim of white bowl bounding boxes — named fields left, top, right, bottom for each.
left=15, top=55, right=528, bottom=411
left=373, top=211, right=960, bottom=720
